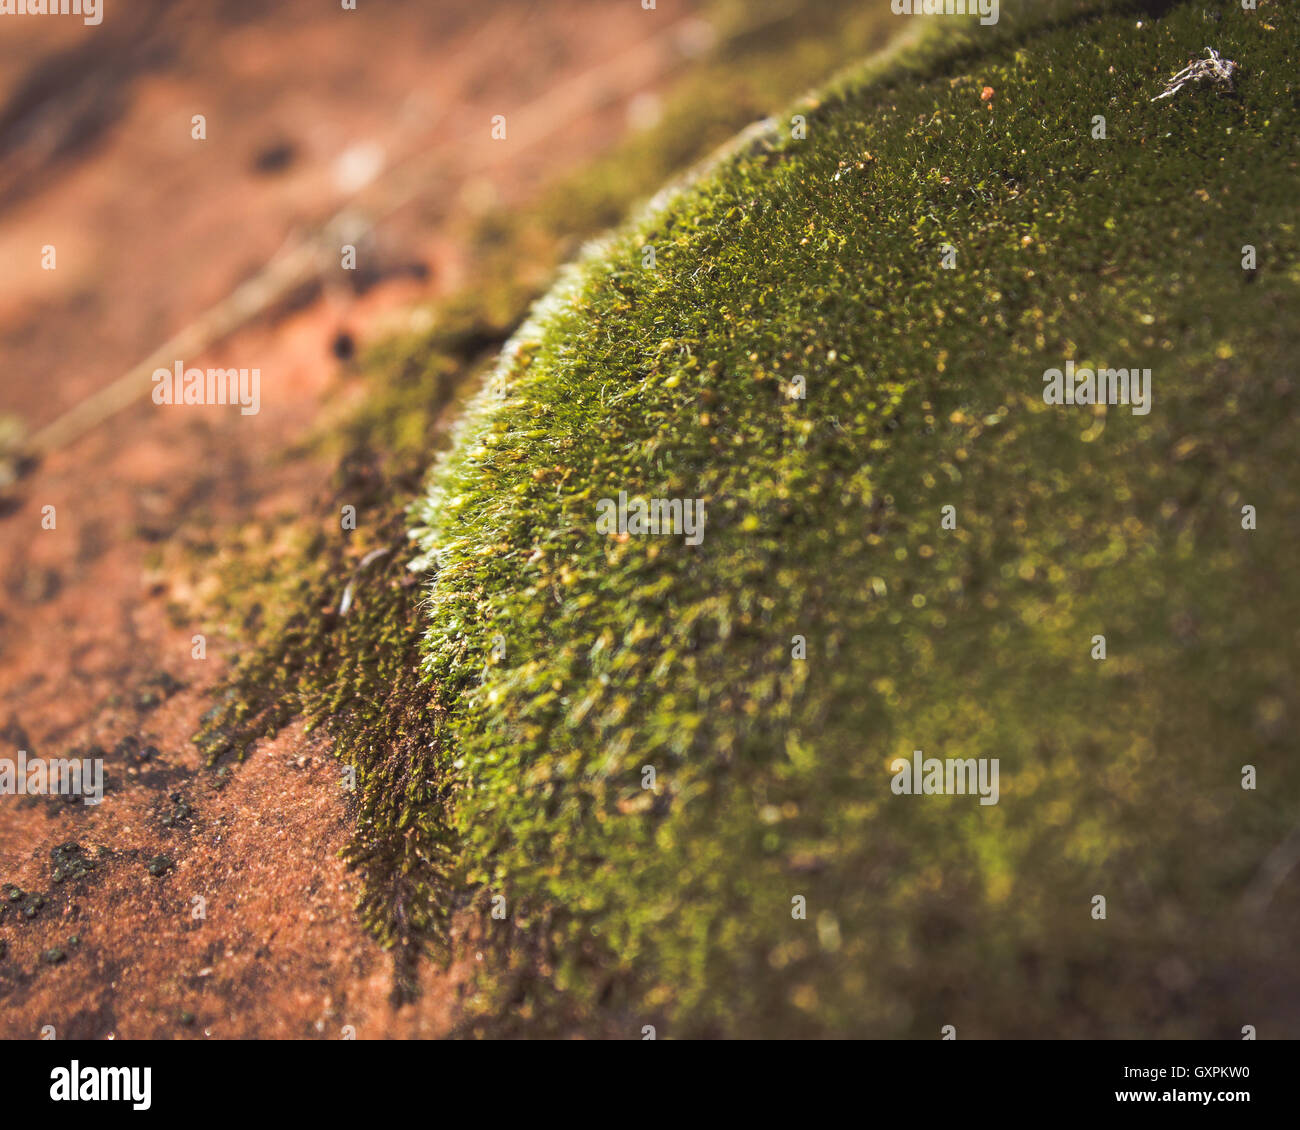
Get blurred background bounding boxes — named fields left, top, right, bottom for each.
left=0, top=0, right=713, bottom=438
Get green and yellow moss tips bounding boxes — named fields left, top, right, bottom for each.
left=409, top=0, right=1300, bottom=1036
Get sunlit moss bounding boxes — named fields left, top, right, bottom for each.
left=191, top=0, right=909, bottom=1000
left=408, top=0, right=1300, bottom=1035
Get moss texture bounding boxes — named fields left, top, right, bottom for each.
left=192, top=0, right=906, bottom=998
left=406, top=0, right=1300, bottom=1035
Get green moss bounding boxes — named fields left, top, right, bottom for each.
left=408, top=0, right=1300, bottom=1035
left=189, top=0, right=898, bottom=992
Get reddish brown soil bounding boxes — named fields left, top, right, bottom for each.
left=0, top=0, right=700, bottom=1039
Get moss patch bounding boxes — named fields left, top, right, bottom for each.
left=190, top=0, right=906, bottom=992
left=409, top=0, right=1300, bottom=1035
